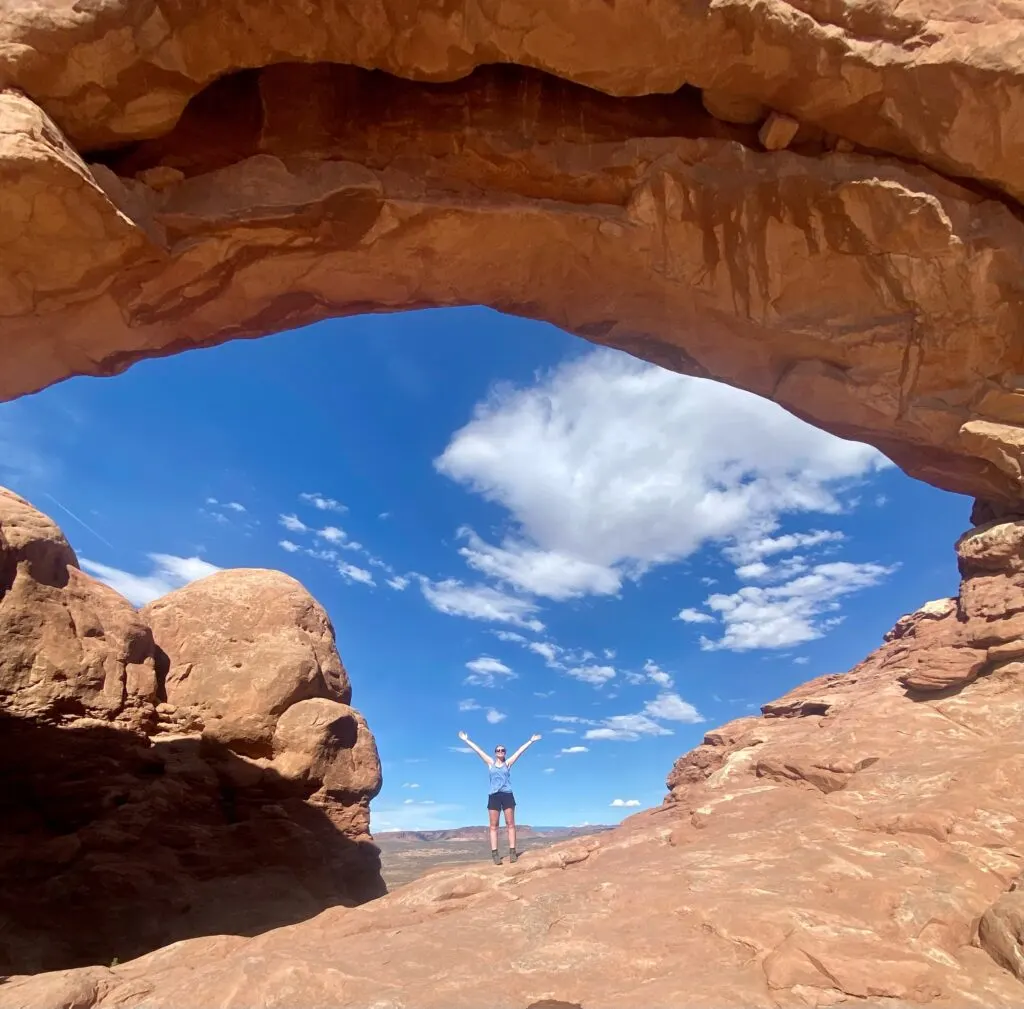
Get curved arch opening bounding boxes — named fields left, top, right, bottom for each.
left=0, top=305, right=972, bottom=973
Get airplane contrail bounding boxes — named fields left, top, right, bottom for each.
left=43, top=492, right=115, bottom=549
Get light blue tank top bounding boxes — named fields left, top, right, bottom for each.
left=488, top=761, right=512, bottom=793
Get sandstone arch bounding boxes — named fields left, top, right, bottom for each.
left=2, top=2, right=1024, bottom=505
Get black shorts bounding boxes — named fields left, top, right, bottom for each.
left=487, top=791, right=515, bottom=811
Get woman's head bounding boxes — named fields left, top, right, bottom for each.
left=494, top=744, right=506, bottom=762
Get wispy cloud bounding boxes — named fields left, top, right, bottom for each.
left=279, top=513, right=309, bottom=534
left=485, top=708, right=506, bottom=724
left=80, top=553, right=221, bottom=607
left=565, top=664, right=615, bottom=686
left=204, top=498, right=246, bottom=514
left=337, top=561, right=375, bottom=587
left=419, top=577, right=544, bottom=632
left=464, top=656, right=515, bottom=688
left=560, top=746, right=589, bottom=754
left=584, top=714, right=671, bottom=742
left=300, top=492, right=347, bottom=513
left=694, top=560, right=898, bottom=651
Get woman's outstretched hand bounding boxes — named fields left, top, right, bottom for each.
left=531, top=733, right=542, bottom=742
left=458, top=730, right=469, bottom=741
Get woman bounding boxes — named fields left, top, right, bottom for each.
left=458, top=730, right=542, bottom=864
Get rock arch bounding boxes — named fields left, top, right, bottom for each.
left=3, top=2, right=1024, bottom=505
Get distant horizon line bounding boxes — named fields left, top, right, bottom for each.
left=374, top=822, right=615, bottom=834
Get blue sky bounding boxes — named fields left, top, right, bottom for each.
left=0, top=307, right=971, bottom=830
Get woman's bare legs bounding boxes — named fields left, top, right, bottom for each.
left=488, top=808, right=500, bottom=852
left=504, top=806, right=517, bottom=855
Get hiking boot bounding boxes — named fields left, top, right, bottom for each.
left=509, top=849, right=519, bottom=863
left=491, top=850, right=502, bottom=865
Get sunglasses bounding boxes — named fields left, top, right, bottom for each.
left=495, top=749, right=506, bottom=753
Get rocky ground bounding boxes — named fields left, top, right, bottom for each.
left=3, top=506, right=1024, bottom=1006
left=376, top=826, right=614, bottom=889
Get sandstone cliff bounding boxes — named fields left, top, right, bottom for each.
left=3, top=509, right=1024, bottom=1006
left=0, top=488, right=383, bottom=975
left=2, top=2, right=1024, bottom=504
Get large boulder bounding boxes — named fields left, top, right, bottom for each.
left=141, top=568, right=353, bottom=755
left=0, top=487, right=158, bottom=728
left=0, top=489, right=383, bottom=975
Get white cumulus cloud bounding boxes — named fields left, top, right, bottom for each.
left=565, top=664, right=616, bottom=686
left=486, top=708, right=507, bottom=724
left=643, top=692, right=704, bottom=723
left=676, top=608, right=716, bottom=624
left=434, top=349, right=888, bottom=603
left=610, top=798, right=641, bottom=807
left=560, top=746, right=589, bottom=754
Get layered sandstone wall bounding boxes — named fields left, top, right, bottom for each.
left=0, top=488, right=384, bottom=975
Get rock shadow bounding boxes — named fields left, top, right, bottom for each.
left=0, top=710, right=383, bottom=975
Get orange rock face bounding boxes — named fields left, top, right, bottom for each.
left=2, top=5, right=1024, bottom=503
left=4, top=512, right=1024, bottom=1005
left=0, top=489, right=383, bottom=975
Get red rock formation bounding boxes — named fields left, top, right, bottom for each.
left=4, top=511, right=1024, bottom=1006
left=2, top=7, right=1024, bottom=503
left=0, top=488, right=383, bottom=975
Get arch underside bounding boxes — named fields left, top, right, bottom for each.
left=2, top=1, right=1024, bottom=504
